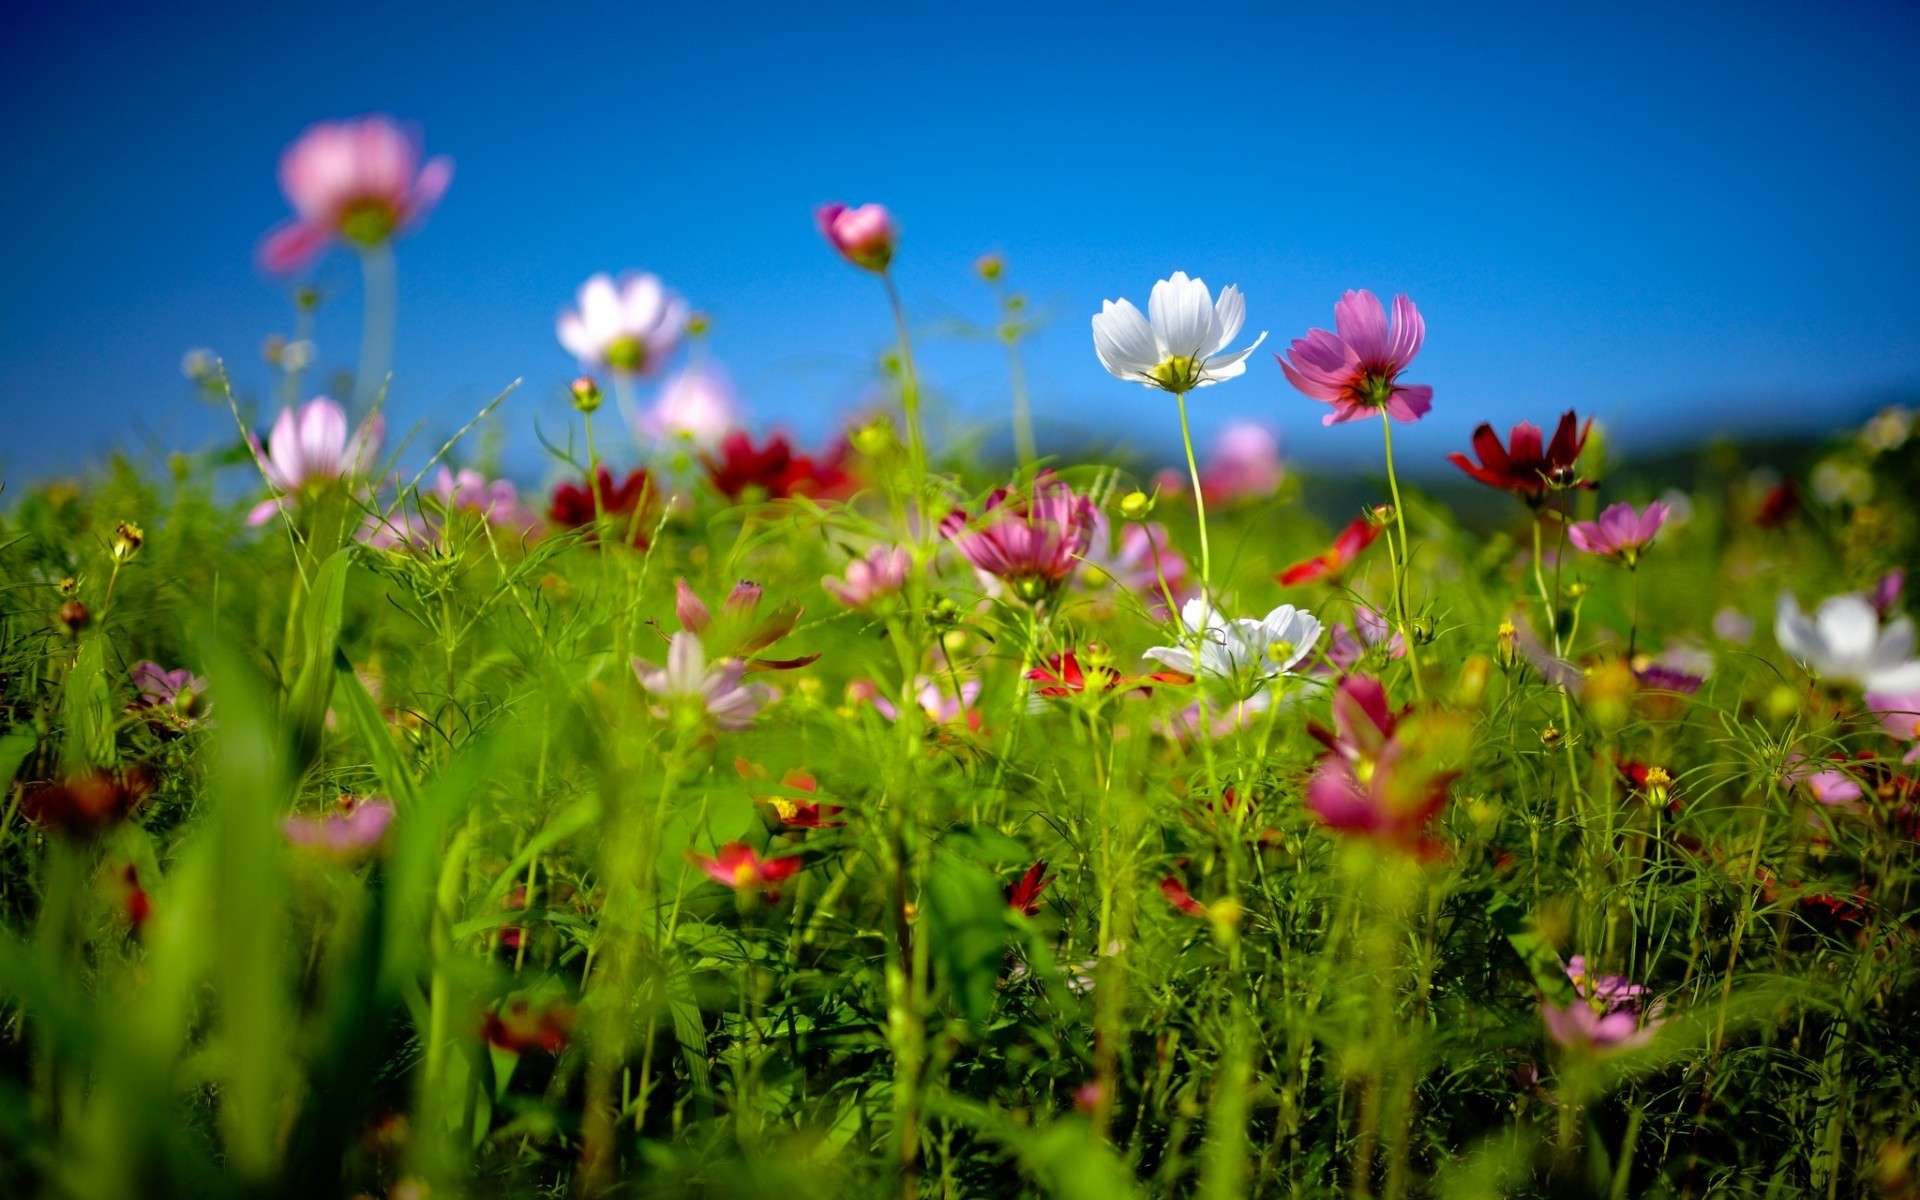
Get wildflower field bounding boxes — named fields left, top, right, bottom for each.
left=3, top=116, right=1919, bottom=1200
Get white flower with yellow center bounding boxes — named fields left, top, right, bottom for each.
left=1091, top=272, right=1266, bottom=393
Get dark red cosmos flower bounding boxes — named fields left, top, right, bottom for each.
left=548, top=467, right=655, bottom=546
left=1159, top=876, right=1207, bottom=917
left=22, top=766, right=157, bottom=835
left=703, top=431, right=854, bottom=501
left=1755, top=480, right=1800, bottom=530
left=1446, top=410, right=1593, bottom=506
left=482, top=996, right=576, bottom=1054
left=1278, top=514, right=1382, bottom=586
left=1005, top=861, right=1054, bottom=916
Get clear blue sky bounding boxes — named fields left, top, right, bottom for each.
left=3, top=0, right=1917, bottom=483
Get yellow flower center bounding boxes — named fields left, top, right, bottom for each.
left=1150, top=355, right=1203, bottom=392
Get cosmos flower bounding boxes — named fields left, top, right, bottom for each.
left=1872, top=570, right=1905, bottom=619
left=703, top=431, right=854, bottom=501
left=1775, top=592, right=1920, bottom=692
left=1142, top=598, right=1323, bottom=687
left=482, top=997, right=576, bottom=1055
left=860, top=676, right=982, bottom=730
left=1278, top=290, right=1431, bottom=425
left=632, top=633, right=775, bottom=731
left=1446, top=410, right=1593, bottom=505
left=1198, top=421, right=1283, bottom=503
left=1159, top=876, right=1208, bottom=917
left=21, top=767, right=157, bottom=836
left=1567, top=501, right=1669, bottom=564
left=1541, top=998, right=1663, bottom=1055
left=1278, top=514, right=1383, bottom=587
left=1091, top=272, right=1266, bottom=393
left=674, top=578, right=817, bottom=671
left=259, top=115, right=453, bottom=274
left=941, top=474, right=1097, bottom=603
left=823, top=545, right=912, bottom=609
left=1304, top=678, right=1467, bottom=850
left=817, top=203, right=896, bottom=272
left=284, top=796, right=396, bottom=857
left=640, top=362, right=740, bottom=449
left=1027, top=649, right=1176, bottom=698
left=556, top=273, right=688, bottom=375
left=1078, top=512, right=1191, bottom=615
left=1323, top=606, right=1405, bottom=672
left=362, top=467, right=541, bottom=549
left=735, top=760, right=845, bottom=828
left=1004, top=861, right=1054, bottom=916
left=1784, top=753, right=1865, bottom=808
left=247, top=396, right=384, bottom=525
left=130, top=662, right=210, bottom=723
left=689, top=842, right=802, bottom=895
left=547, top=467, right=656, bottom=547
left=1865, top=691, right=1920, bottom=760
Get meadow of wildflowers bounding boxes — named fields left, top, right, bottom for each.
left=0, top=113, right=1917, bottom=1200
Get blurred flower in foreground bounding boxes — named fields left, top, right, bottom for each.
left=22, top=767, right=157, bottom=836
left=632, top=632, right=773, bottom=732
left=1092, top=272, right=1265, bottom=393
left=823, top=545, right=912, bottom=610
left=483, top=996, right=575, bottom=1055
left=1775, top=592, right=1920, bottom=692
left=942, top=474, right=1096, bottom=603
left=1143, top=598, right=1322, bottom=688
left=1305, top=677, right=1466, bottom=851
left=1004, top=861, right=1054, bottom=916
left=547, top=467, right=655, bottom=547
left=641, top=362, right=740, bottom=450
left=1198, top=421, right=1283, bottom=503
left=1278, top=514, right=1383, bottom=587
left=557, top=273, right=688, bottom=375
left=703, top=431, right=854, bottom=501
left=1447, top=410, right=1593, bottom=505
left=1279, top=290, right=1431, bottom=425
left=260, top=115, right=453, bottom=274
left=1784, top=753, right=1865, bottom=808
left=1713, top=607, right=1755, bottom=644
left=247, top=396, right=384, bottom=525
left=1567, top=501, right=1669, bottom=565
left=689, top=843, right=801, bottom=896
left=1866, top=691, right=1920, bottom=760
left=1159, top=876, right=1208, bottom=917
left=817, top=203, right=897, bottom=272
left=284, top=796, right=395, bottom=858
left=1543, top=957, right=1665, bottom=1055
left=1872, top=570, right=1905, bottom=619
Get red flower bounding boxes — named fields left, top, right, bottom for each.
left=703, top=431, right=854, bottom=501
left=1026, top=650, right=1178, bottom=697
left=1278, top=514, right=1382, bottom=586
left=1446, top=410, right=1592, bottom=505
left=1159, top=876, right=1207, bottom=917
left=1005, top=861, right=1054, bottom=916
left=736, top=759, right=845, bottom=828
left=22, top=766, right=156, bottom=836
left=689, top=842, right=803, bottom=896
left=548, top=467, right=656, bottom=546
left=482, top=996, right=576, bottom=1054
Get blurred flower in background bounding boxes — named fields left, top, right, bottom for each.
left=556, top=272, right=688, bottom=376
left=641, top=362, right=740, bottom=450
left=259, top=115, right=453, bottom=274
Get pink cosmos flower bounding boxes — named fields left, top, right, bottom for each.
left=1304, top=677, right=1464, bottom=850
left=674, top=578, right=817, bottom=672
left=1567, top=501, right=1670, bottom=564
left=860, top=676, right=982, bottom=730
left=1323, top=606, right=1405, bottom=672
left=689, top=843, right=802, bottom=895
left=640, top=362, right=740, bottom=449
left=632, top=632, right=774, bottom=731
left=248, top=396, right=384, bottom=525
left=1565, top=956, right=1651, bottom=1010
left=361, top=467, right=540, bottom=549
left=259, top=116, right=453, bottom=275
left=1198, top=421, right=1283, bottom=503
left=1866, top=691, right=1920, bottom=761
left=557, top=273, right=689, bottom=375
left=941, top=474, right=1096, bottom=604
left=285, top=797, right=396, bottom=858
left=1872, top=570, right=1905, bottom=619
left=816, top=203, right=896, bottom=272
left=1541, top=998, right=1662, bottom=1055
left=1278, top=290, right=1432, bottom=425
left=131, top=662, right=207, bottom=712
left=1078, top=512, right=1191, bottom=616
left=1785, top=752, right=1866, bottom=807
left=823, top=545, right=912, bottom=609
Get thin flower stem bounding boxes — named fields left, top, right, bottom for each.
left=1628, top=565, right=1642, bottom=662
left=1376, top=411, right=1425, bottom=698
left=356, top=242, right=397, bottom=409
left=996, top=289, right=1037, bottom=468
left=1175, top=390, right=1211, bottom=599
left=882, top=273, right=927, bottom=501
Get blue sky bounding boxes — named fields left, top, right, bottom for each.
left=3, top=0, right=1917, bottom=484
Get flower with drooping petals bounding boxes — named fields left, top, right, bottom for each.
left=259, top=115, right=453, bottom=274
left=547, top=467, right=656, bottom=547
left=641, top=362, right=740, bottom=449
left=1775, top=592, right=1920, bottom=692
left=247, top=396, right=384, bottom=525
left=703, top=431, right=854, bottom=501
left=817, top=203, right=896, bottom=272
left=689, top=842, right=802, bottom=895
left=284, top=796, right=395, bottom=858
left=1567, top=501, right=1669, bottom=565
left=1279, top=290, right=1431, bottom=425
left=674, top=578, right=817, bottom=671
left=1091, top=272, right=1266, bottom=393
left=1278, top=514, right=1383, bottom=587
left=1447, top=410, right=1594, bottom=505
left=632, top=633, right=774, bottom=731
left=1143, top=598, right=1323, bottom=689
left=823, top=545, right=912, bottom=610
left=1199, top=421, right=1283, bottom=503
left=1159, top=876, right=1208, bottom=917
left=1005, top=861, right=1053, bottom=916
left=556, top=273, right=688, bottom=375
left=21, top=767, right=157, bottom=836
left=942, top=474, right=1097, bottom=603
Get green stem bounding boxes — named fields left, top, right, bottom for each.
left=882, top=273, right=927, bottom=500
left=1175, top=390, right=1211, bottom=599
left=1376, top=411, right=1425, bottom=698
left=356, top=242, right=397, bottom=408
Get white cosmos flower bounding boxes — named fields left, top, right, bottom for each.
left=1775, top=592, right=1920, bottom=692
left=557, top=272, right=688, bottom=375
left=1092, top=272, right=1266, bottom=393
left=1144, top=598, right=1322, bottom=683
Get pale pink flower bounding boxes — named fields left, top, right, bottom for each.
left=861, top=676, right=981, bottom=729
left=360, top=468, right=540, bottom=549
left=1279, top=290, right=1432, bottom=425
left=632, top=633, right=773, bottom=731
left=816, top=203, right=896, bottom=272
left=823, top=545, right=912, bottom=609
left=259, top=116, right=453, bottom=274
left=285, top=797, right=396, bottom=858
left=1541, top=998, right=1662, bottom=1054
left=557, top=273, right=688, bottom=375
left=1199, top=421, right=1283, bottom=503
left=1078, top=512, right=1191, bottom=615
left=1866, top=692, right=1920, bottom=761
left=248, top=396, right=384, bottom=525
left=1567, top=501, right=1670, bottom=564
left=641, top=362, right=740, bottom=449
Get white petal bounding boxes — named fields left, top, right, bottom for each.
left=1200, top=330, right=1268, bottom=382
left=1092, top=299, right=1158, bottom=379
left=557, top=312, right=599, bottom=360
left=1774, top=594, right=1825, bottom=669
left=621, top=273, right=665, bottom=332
left=1866, top=658, right=1920, bottom=693
left=1815, top=595, right=1880, bottom=675
left=1143, top=645, right=1196, bottom=675
left=1873, top=615, right=1917, bottom=668
left=1149, top=272, right=1216, bottom=360
left=1211, top=285, right=1246, bottom=353
left=579, top=275, right=623, bottom=340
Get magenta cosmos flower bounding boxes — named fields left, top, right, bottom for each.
left=817, top=203, right=896, bottom=272
left=1567, top=501, right=1669, bottom=565
left=689, top=842, right=802, bottom=896
left=259, top=115, right=453, bottom=275
left=1279, top=290, right=1432, bottom=425
left=941, top=474, right=1096, bottom=603
left=248, top=396, right=384, bottom=525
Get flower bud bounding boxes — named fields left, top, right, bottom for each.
left=817, top=202, right=896, bottom=272
left=1540, top=724, right=1562, bottom=747
left=570, top=376, right=602, bottom=414
left=1118, top=491, right=1152, bottom=520
left=852, top=418, right=898, bottom=458
left=58, top=600, right=90, bottom=635
left=685, top=311, right=711, bottom=338
left=1368, top=503, right=1395, bottom=527
left=1495, top=620, right=1520, bottom=668
left=58, top=576, right=79, bottom=597
left=1566, top=580, right=1591, bottom=600
left=1643, top=765, right=1672, bottom=806
left=975, top=252, right=1004, bottom=282
left=111, top=521, right=144, bottom=562
left=1409, top=614, right=1436, bottom=645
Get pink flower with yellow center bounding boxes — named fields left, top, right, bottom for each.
left=689, top=843, right=802, bottom=895
left=259, top=115, right=453, bottom=274
left=1567, top=501, right=1669, bottom=565
left=557, top=273, right=688, bottom=376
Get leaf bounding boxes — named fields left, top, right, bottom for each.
left=286, top=549, right=353, bottom=771
left=925, top=848, right=1010, bottom=1027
